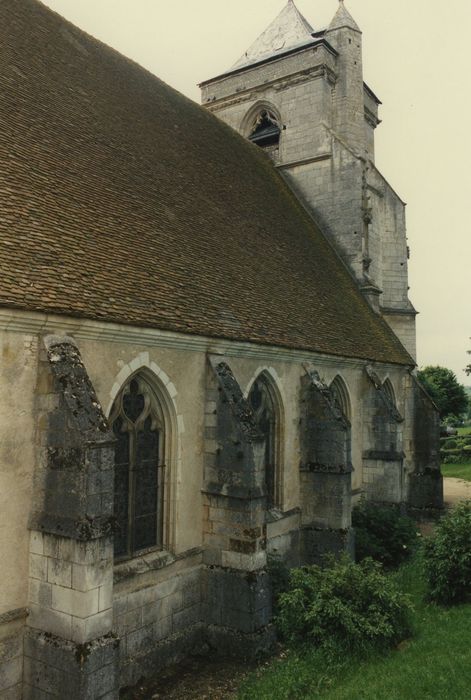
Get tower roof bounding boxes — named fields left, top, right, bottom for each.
left=328, top=0, right=360, bottom=33
left=232, top=0, right=315, bottom=70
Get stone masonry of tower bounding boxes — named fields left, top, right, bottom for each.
left=200, top=0, right=418, bottom=359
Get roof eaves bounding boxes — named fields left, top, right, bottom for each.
left=364, top=82, right=382, bottom=105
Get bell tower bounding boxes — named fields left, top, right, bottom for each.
left=200, top=1, right=417, bottom=359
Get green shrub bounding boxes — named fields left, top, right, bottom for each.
left=443, top=439, right=458, bottom=449
left=277, top=557, right=413, bottom=653
left=424, top=501, right=471, bottom=605
left=440, top=447, right=461, bottom=456
left=353, top=502, right=418, bottom=568
left=442, top=454, right=462, bottom=464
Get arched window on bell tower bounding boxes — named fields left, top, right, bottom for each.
left=248, top=110, right=281, bottom=149
left=243, top=105, right=283, bottom=161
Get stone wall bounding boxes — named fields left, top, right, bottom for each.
left=24, top=336, right=118, bottom=699
left=408, top=376, right=443, bottom=513
left=201, top=357, right=274, bottom=652
left=299, top=367, right=353, bottom=563
left=113, top=554, right=203, bottom=688
left=0, top=311, right=424, bottom=695
left=0, top=609, right=26, bottom=699
left=362, top=366, right=405, bottom=504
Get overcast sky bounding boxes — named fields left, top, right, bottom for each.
left=40, top=0, right=471, bottom=383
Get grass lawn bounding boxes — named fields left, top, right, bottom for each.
left=441, top=462, right=471, bottom=481
left=457, top=426, right=471, bottom=436
left=238, top=557, right=471, bottom=700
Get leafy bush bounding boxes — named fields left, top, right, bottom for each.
left=442, top=454, right=462, bottom=464
left=440, top=447, right=461, bottom=456
left=353, top=502, right=418, bottom=568
left=443, top=439, right=458, bottom=449
left=277, top=557, right=413, bottom=653
left=424, top=501, right=471, bottom=604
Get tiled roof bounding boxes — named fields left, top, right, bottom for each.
left=0, top=0, right=412, bottom=365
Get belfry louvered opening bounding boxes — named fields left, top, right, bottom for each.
left=249, top=110, right=281, bottom=148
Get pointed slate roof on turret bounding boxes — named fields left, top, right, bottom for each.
left=232, top=0, right=315, bottom=70
left=327, top=0, right=361, bottom=33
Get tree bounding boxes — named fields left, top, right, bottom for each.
left=417, top=366, right=468, bottom=420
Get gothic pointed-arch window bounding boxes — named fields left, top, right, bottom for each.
left=383, top=378, right=396, bottom=407
left=330, top=375, right=352, bottom=423
left=330, top=375, right=352, bottom=465
left=248, top=374, right=280, bottom=508
left=110, top=375, right=166, bottom=559
left=248, top=110, right=281, bottom=149
left=382, top=378, right=400, bottom=453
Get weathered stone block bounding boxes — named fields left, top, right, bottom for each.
left=0, top=657, right=22, bottom=696
left=71, top=610, right=113, bottom=645
left=203, top=567, right=271, bottom=634
left=30, top=553, right=48, bottom=582
left=172, top=603, right=201, bottom=633
left=24, top=629, right=119, bottom=699
left=408, top=471, right=444, bottom=512
left=0, top=683, right=22, bottom=700
left=48, top=558, right=73, bottom=588
left=301, top=526, right=354, bottom=565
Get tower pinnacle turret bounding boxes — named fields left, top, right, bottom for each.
left=328, top=0, right=360, bottom=32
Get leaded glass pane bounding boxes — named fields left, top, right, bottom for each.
left=249, top=377, right=277, bottom=508
left=123, top=378, right=145, bottom=422
left=134, top=417, right=160, bottom=551
left=111, top=376, right=165, bottom=559
left=113, top=416, right=130, bottom=557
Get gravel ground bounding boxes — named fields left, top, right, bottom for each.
left=443, top=477, right=471, bottom=506
left=120, top=655, right=259, bottom=700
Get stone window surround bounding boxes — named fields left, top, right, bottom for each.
left=106, top=354, right=183, bottom=559
left=244, top=366, right=285, bottom=511
left=240, top=100, right=284, bottom=142
left=329, top=373, right=353, bottom=423
left=110, top=374, right=167, bottom=560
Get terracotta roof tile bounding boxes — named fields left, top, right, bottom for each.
left=0, top=0, right=412, bottom=366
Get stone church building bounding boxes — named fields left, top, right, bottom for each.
left=0, top=0, right=442, bottom=697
